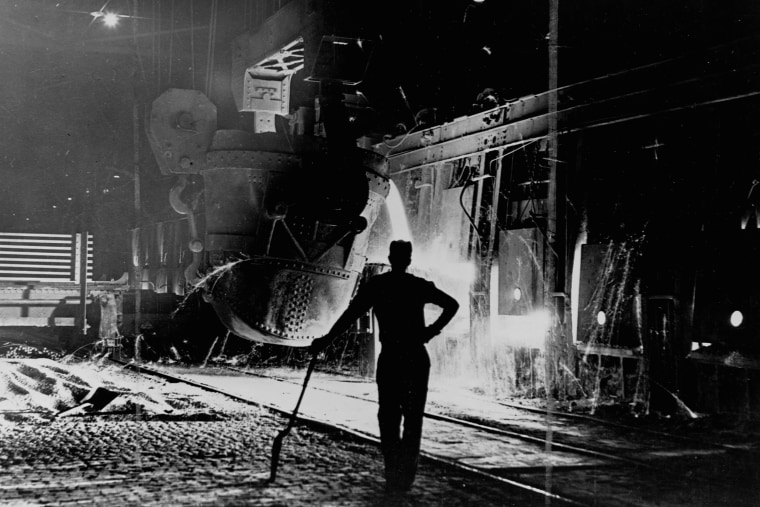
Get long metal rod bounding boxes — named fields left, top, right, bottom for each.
left=268, top=354, right=318, bottom=482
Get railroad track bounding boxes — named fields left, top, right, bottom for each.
left=224, top=365, right=755, bottom=459
left=225, top=366, right=639, bottom=465
left=116, top=361, right=757, bottom=506
left=494, top=399, right=758, bottom=453
left=221, top=365, right=760, bottom=504
left=254, top=365, right=758, bottom=454
left=113, top=360, right=585, bottom=506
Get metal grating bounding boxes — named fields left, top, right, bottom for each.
left=0, top=232, right=92, bottom=282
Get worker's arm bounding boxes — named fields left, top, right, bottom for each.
left=422, top=283, right=460, bottom=342
left=310, top=283, right=375, bottom=353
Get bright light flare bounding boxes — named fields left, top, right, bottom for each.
left=596, top=311, right=607, bottom=326
left=102, top=12, right=120, bottom=27
left=386, top=180, right=413, bottom=242
left=730, top=310, right=744, bottom=327
left=491, top=310, right=551, bottom=349
left=418, top=255, right=476, bottom=285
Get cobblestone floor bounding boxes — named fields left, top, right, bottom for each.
left=0, top=399, right=543, bottom=505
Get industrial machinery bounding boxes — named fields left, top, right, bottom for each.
left=138, top=5, right=388, bottom=347
left=123, top=0, right=760, bottom=417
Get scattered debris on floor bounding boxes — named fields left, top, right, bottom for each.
left=0, top=358, right=261, bottom=425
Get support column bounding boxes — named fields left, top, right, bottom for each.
left=133, top=85, right=142, bottom=336
left=545, top=1, right=561, bottom=497
left=77, top=232, right=89, bottom=339
left=469, top=152, right=502, bottom=375
left=469, top=157, right=490, bottom=370
left=545, top=0, right=570, bottom=397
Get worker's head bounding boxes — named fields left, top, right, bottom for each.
left=388, top=240, right=412, bottom=271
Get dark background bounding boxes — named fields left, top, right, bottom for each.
left=1, top=0, right=759, bottom=279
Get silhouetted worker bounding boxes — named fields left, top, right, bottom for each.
left=311, top=240, right=459, bottom=492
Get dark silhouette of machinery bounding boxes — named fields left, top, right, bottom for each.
left=141, top=9, right=387, bottom=347
left=144, top=91, right=387, bottom=346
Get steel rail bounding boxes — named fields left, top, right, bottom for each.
left=236, top=365, right=758, bottom=455
left=495, top=400, right=760, bottom=454
left=223, top=365, right=759, bottom=498
left=225, top=366, right=636, bottom=466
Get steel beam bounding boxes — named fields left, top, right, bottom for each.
left=379, top=94, right=548, bottom=175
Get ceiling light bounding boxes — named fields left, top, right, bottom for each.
left=730, top=310, right=743, bottom=327
left=103, top=12, right=119, bottom=27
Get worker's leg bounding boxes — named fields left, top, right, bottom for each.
left=398, top=350, right=430, bottom=489
left=377, top=353, right=403, bottom=488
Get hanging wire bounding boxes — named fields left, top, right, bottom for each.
left=168, top=0, right=175, bottom=85
left=205, top=0, right=219, bottom=97
left=156, top=0, right=162, bottom=94
left=563, top=88, right=760, bottom=137
left=151, top=0, right=156, bottom=91
left=380, top=33, right=760, bottom=166
left=458, top=140, right=541, bottom=254
left=455, top=139, right=542, bottom=250
left=387, top=77, right=760, bottom=180
left=544, top=32, right=760, bottom=100
left=458, top=165, right=480, bottom=248
left=746, top=179, right=759, bottom=200
left=211, top=1, right=218, bottom=94
left=478, top=136, right=561, bottom=261
left=130, top=0, right=146, bottom=84
left=190, top=0, right=195, bottom=90
left=520, top=136, right=560, bottom=260
left=382, top=124, right=423, bottom=153
left=511, top=135, right=537, bottom=225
